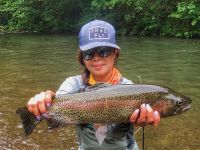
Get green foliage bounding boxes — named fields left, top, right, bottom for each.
left=86, top=0, right=200, bottom=38
left=87, top=0, right=178, bottom=36
left=0, top=0, right=200, bottom=38
left=0, top=0, right=90, bottom=32
left=167, top=1, right=200, bottom=37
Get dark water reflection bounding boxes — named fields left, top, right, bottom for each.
left=0, top=34, right=199, bottom=150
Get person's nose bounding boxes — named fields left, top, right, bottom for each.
left=93, top=52, right=101, bottom=61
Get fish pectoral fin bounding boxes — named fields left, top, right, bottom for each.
left=95, top=125, right=108, bottom=145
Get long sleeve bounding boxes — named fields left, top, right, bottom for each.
left=56, top=75, right=83, bottom=95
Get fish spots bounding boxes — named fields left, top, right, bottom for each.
left=47, top=84, right=190, bottom=125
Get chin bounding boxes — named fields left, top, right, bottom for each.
left=93, top=71, right=105, bottom=77
left=93, top=70, right=108, bottom=77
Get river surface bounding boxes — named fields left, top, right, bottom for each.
left=0, top=34, right=199, bottom=150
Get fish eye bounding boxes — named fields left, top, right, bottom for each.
left=176, top=101, right=183, bottom=106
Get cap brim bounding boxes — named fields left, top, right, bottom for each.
left=80, top=42, right=120, bottom=51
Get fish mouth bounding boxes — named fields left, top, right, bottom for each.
left=182, top=104, right=192, bottom=112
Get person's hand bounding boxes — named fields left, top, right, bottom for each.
left=27, top=90, right=55, bottom=118
left=130, top=103, right=160, bottom=127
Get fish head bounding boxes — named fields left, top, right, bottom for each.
left=159, top=90, right=192, bottom=117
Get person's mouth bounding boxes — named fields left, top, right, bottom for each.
left=92, top=64, right=104, bottom=69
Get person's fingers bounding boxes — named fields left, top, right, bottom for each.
left=130, top=109, right=139, bottom=123
left=153, top=111, right=160, bottom=127
left=27, top=97, right=34, bottom=113
left=37, top=92, right=47, bottom=114
left=136, top=104, right=147, bottom=126
left=146, top=104, right=154, bottom=125
left=45, top=90, right=54, bottom=108
left=27, top=90, right=54, bottom=116
left=31, top=94, right=41, bottom=116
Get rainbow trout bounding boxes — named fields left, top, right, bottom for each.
left=17, top=83, right=191, bottom=144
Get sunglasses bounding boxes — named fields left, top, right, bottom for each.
left=82, top=47, right=114, bottom=60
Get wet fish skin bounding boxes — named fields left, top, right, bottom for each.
left=16, top=84, right=191, bottom=136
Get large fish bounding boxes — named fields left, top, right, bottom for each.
left=16, top=83, right=191, bottom=144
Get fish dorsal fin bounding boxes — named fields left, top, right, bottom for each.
left=82, top=83, right=112, bottom=92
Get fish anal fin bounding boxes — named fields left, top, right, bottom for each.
left=47, top=118, right=63, bottom=129
left=47, top=117, right=78, bottom=129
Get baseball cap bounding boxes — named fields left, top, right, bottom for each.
left=79, top=20, right=120, bottom=51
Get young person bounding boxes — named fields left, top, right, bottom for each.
left=27, top=20, right=160, bottom=150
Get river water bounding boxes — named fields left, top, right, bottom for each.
left=0, top=34, right=199, bottom=150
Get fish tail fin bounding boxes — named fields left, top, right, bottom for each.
left=16, top=107, right=42, bottom=136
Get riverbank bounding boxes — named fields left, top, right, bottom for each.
left=1, top=31, right=199, bottom=39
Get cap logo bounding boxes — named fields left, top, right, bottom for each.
left=89, top=26, right=110, bottom=40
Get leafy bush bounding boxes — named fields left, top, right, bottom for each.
left=0, top=0, right=199, bottom=38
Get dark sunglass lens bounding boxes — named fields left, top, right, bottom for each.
left=98, top=47, right=112, bottom=58
left=82, top=47, right=113, bottom=60
left=82, top=50, right=94, bottom=60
